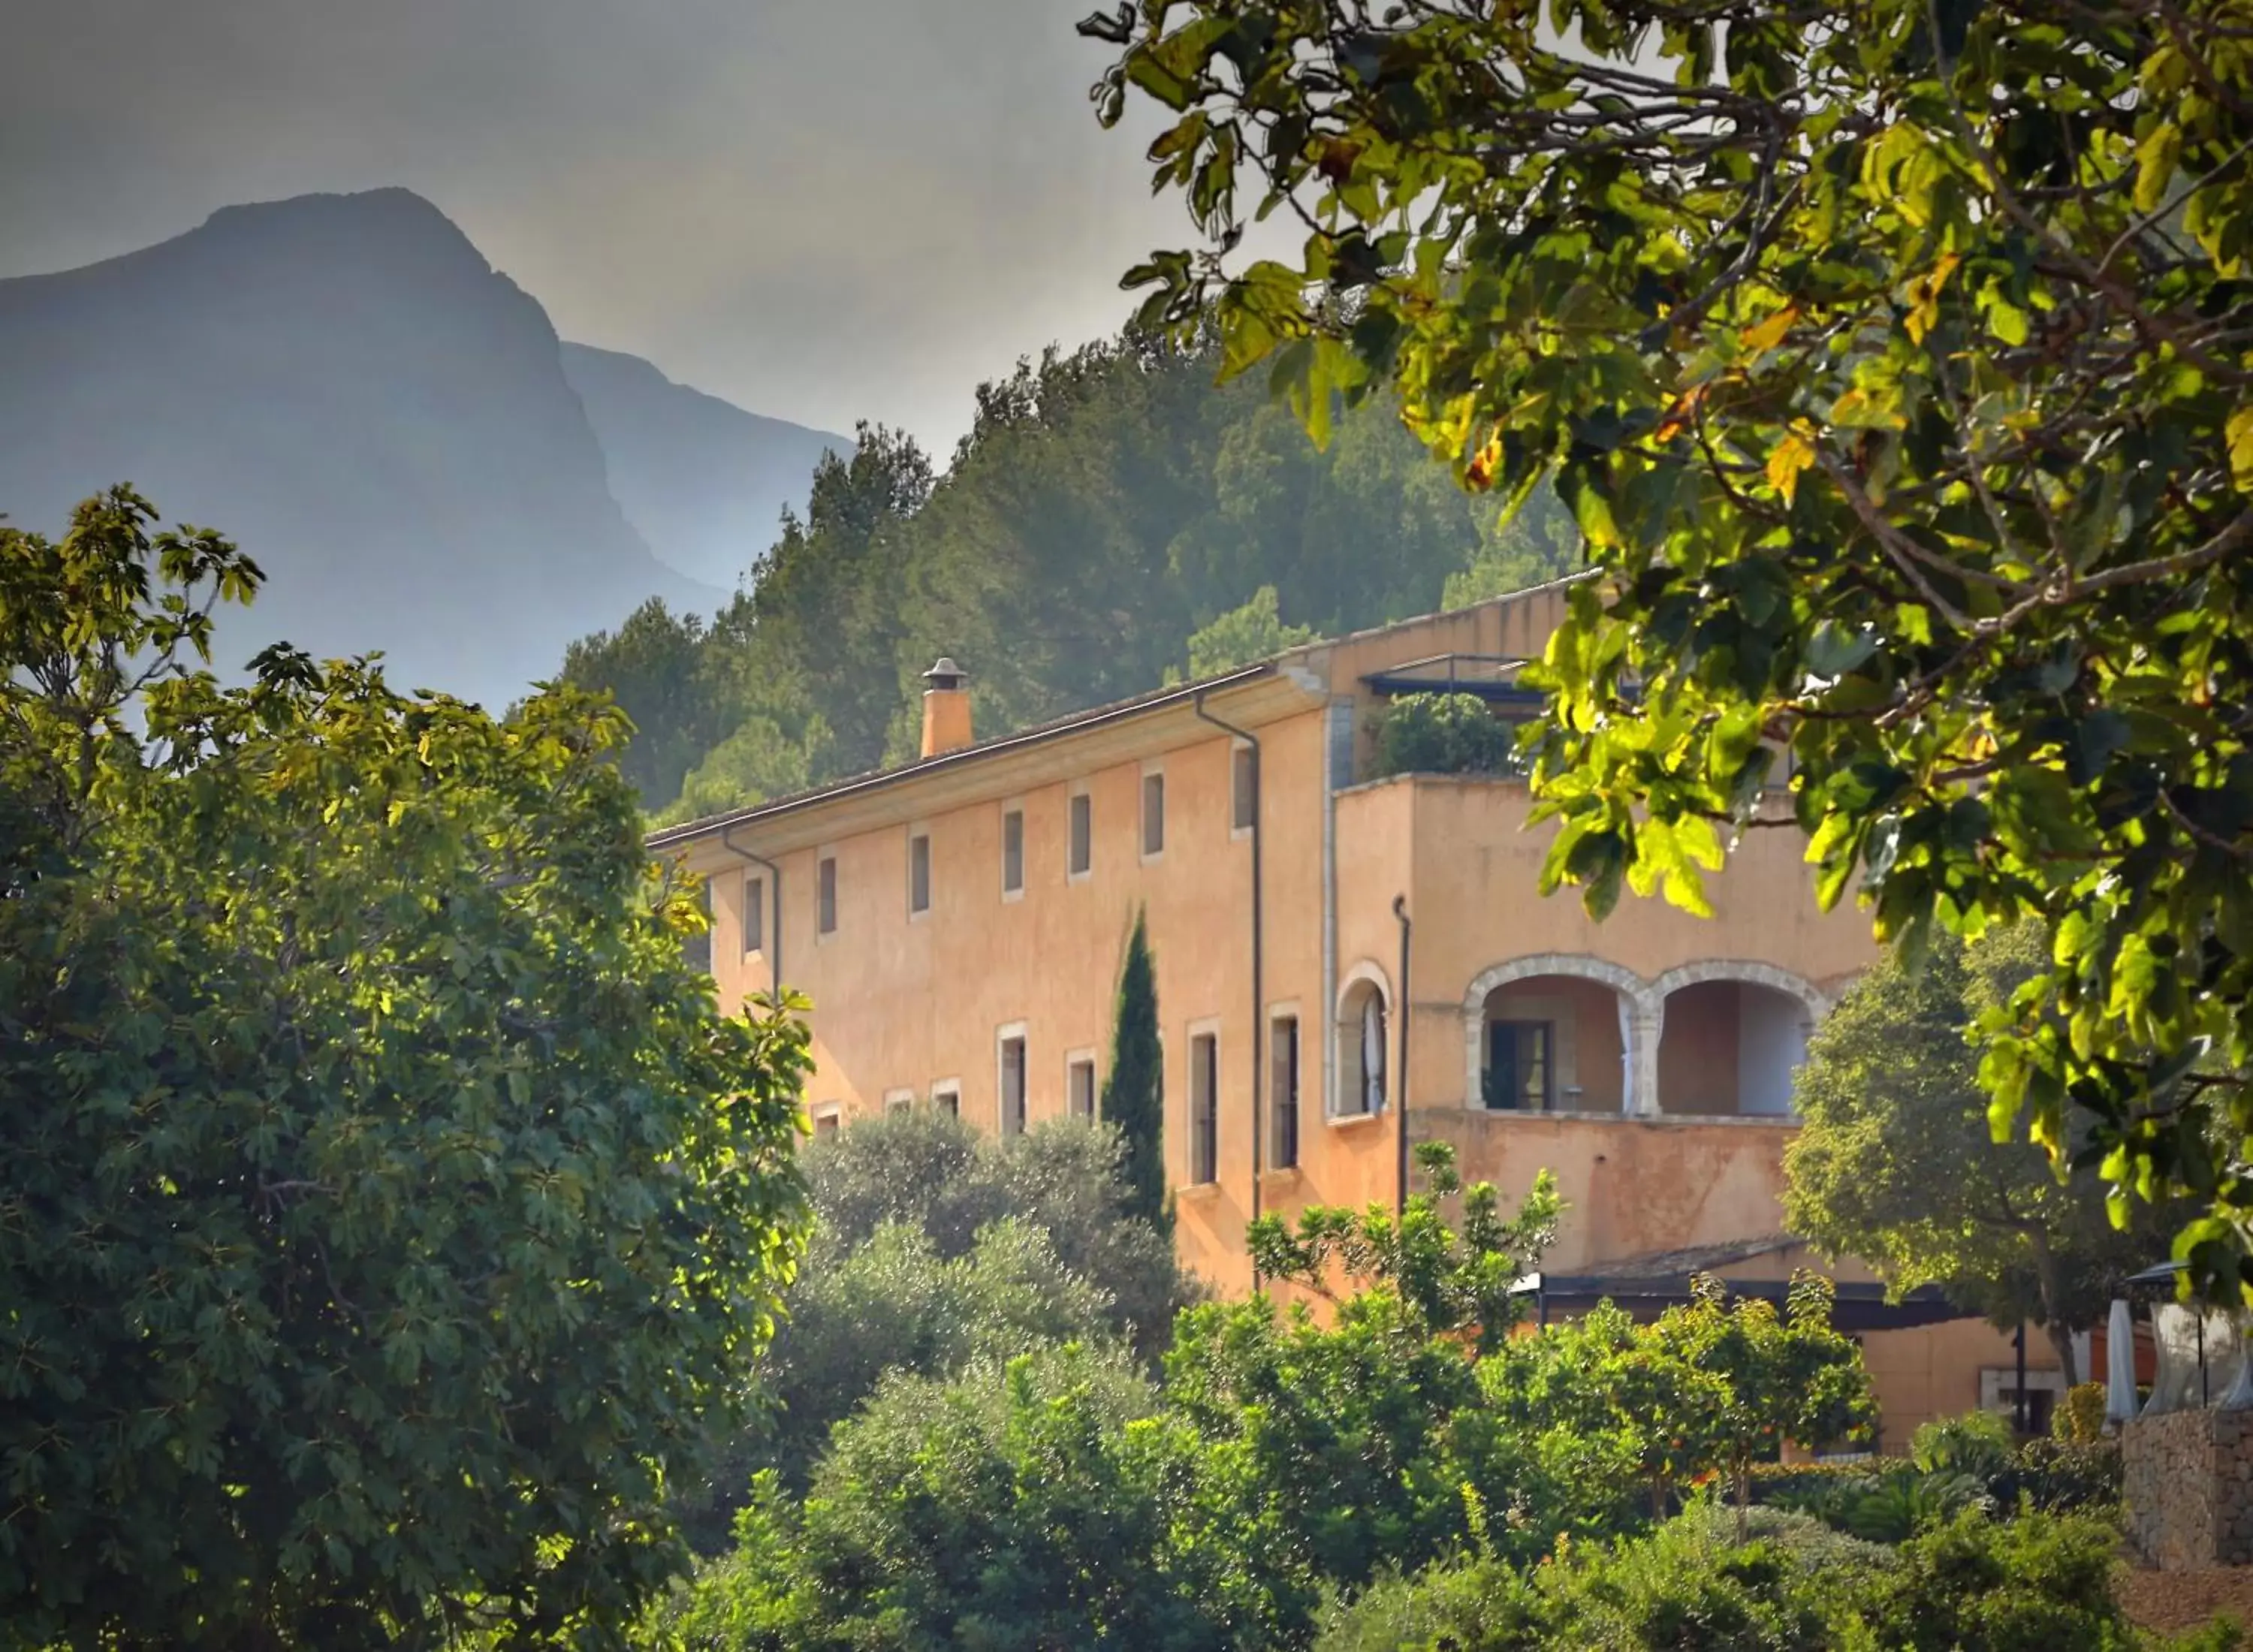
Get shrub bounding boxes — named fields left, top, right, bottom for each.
left=1374, top=692, right=1525, bottom=778
left=2055, top=1382, right=2110, bottom=1445
left=1554, top=1507, right=1857, bottom=1652
left=668, top=1346, right=1257, bottom=1652
left=675, top=1111, right=1196, bottom=1550
left=1912, top=1409, right=2019, bottom=1479
left=1868, top=1506, right=2138, bottom=1651
left=1316, top=1506, right=2161, bottom=1652
left=801, top=1107, right=1193, bottom=1351
left=1312, top=1556, right=1548, bottom=1652
left=1668, top=1502, right=1896, bottom=1574
left=731, top=1219, right=1120, bottom=1503
left=1988, top=1436, right=2122, bottom=1516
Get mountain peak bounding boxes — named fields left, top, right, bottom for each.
left=182, top=186, right=499, bottom=288
left=0, top=186, right=723, bottom=709
left=201, top=185, right=461, bottom=234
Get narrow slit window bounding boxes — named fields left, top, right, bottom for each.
left=1069, top=791, right=1092, bottom=877
left=1068, top=1057, right=1096, bottom=1120
left=1000, top=1036, right=1028, bottom=1136
left=1189, top=1031, right=1218, bottom=1185
left=1270, top=1016, right=1299, bottom=1171
left=933, top=1085, right=961, bottom=1119
left=1142, top=772, right=1166, bottom=858
left=818, top=855, right=838, bottom=935
left=908, top=831, right=931, bottom=917
left=1232, top=745, right=1256, bottom=833
left=743, top=872, right=765, bottom=955
left=1002, top=808, right=1025, bottom=895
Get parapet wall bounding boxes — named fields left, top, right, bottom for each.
left=2124, top=1408, right=2253, bottom=1569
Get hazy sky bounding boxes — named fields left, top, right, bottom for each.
left=0, top=0, right=1193, bottom=453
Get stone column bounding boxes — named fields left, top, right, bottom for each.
left=1626, top=993, right=1665, bottom=1117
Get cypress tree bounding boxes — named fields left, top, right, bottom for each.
left=1101, top=908, right=1166, bottom=1228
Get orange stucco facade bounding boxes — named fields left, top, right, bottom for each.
left=653, top=583, right=2064, bottom=1446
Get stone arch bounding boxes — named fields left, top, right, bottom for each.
left=1648, top=960, right=1829, bottom=1117
left=1648, top=959, right=1829, bottom=1018
left=1461, top=954, right=1653, bottom=1116
left=1339, top=957, right=1395, bottom=1009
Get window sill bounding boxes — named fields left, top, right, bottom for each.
left=1176, top=1180, right=1222, bottom=1201
left=1001, top=887, right=1025, bottom=905
left=1326, top=1108, right=1386, bottom=1131
left=1260, top=1166, right=1304, bottom=1189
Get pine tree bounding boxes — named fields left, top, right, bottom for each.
left=1101, top=909, right=1166, bottom=1228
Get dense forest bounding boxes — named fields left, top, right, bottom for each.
left=557, top=327, right=1577, bottom=818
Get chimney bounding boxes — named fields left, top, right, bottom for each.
left=921, top=656, right=973, bottom=758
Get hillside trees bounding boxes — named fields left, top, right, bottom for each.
left=556, top=596, right=722, bottom=806
left=1083, top=0, right=2253, bottom=1292
left=0, top=490, right=810, bottom=1649
left=1787, top=929, right=2174, bottom=1383
left=566, top=330, right=1576, bottom=820
left=1181, top=584, right=1316, bottom=678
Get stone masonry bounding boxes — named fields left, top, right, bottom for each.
left=2125, top=1408, right=2253, bottom=1570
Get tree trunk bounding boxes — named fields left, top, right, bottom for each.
left=2026, top=1227, right=2082, bottom=1388
left=2046, top=1319, right=2082, bottom=1391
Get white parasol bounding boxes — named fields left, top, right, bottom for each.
left=2105, top=1298, right=2138, bottom=1426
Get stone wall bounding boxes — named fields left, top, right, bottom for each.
left=2124, top=1408, right=2253, bottom=1569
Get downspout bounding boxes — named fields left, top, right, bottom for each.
left=1393, top=893, right=1412, bottom=1218
left=717, top=823, right=784, bottom=996
left=1323, top=700, right=1347, bottom=1136
left=1193, top=692, right=1262, bottom=1261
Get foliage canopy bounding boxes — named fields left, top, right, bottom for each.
left=676, top=1108, right=1195, bottom=1542
left=1082, top=0, right=2253, bottom=1292
left=1787, top=927, right=2176, bottom=1382
left=0, top=490, right=810, bottom=1649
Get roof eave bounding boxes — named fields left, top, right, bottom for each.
left=645, top=661, right=1287, bottom=854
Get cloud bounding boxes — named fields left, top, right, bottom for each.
left=0, top=0, right=1192, bottom=451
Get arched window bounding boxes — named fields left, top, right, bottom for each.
left=1336, top=970, right=1390, bottom=1118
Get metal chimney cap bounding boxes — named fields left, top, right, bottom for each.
left=924, top=656, right=967, bottom=687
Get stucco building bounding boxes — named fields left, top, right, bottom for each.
left=652, top=582, right=2066, bottom=1446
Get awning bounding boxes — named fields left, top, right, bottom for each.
left=2124, top=1259, right=2188, bottom=1292
left=1516, top=1271, right=1966, bottom=1333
